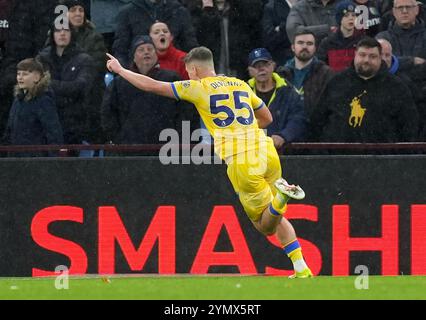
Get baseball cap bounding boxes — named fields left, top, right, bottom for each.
left=248, top=48, right=273, bottom=66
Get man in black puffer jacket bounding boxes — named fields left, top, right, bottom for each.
left=37, top=23, right=95, bottom=146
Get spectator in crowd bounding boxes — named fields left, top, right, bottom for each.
left=90, top=0, right=131, bottom=52
left=102, top=35, right=197, bottom=147
left=317, top=1, right=365, bottom=71
left=379, top=38, right=426, bottom=140
left=112, top=0, right=198, bottom=67
left=3, top=58, right=63, bottom=157
left=379, top=0, right=426, bottom=29
left=61, top=0, right=106, bottom=75
left=61, top=0, right=108, bottom=144
left=37, top=24, right=95, bottom=149
left=310, top=37, right=419, bottom=142
left=0, top=0, right=59, bottom=140
left=185, top=0, right=264, bottom=79
left=247, top=48, right=306, bottom=150
left=279, top=30, right=333, bottom=124
left=149, top=21, right=189, bottom=79
left=262, top=0, right=293, bottom=66
left=286, top=0, right=343, bottom=45
left=353, top=0, right=384, bottom=37
left=376, top=0, right=426, bottom=65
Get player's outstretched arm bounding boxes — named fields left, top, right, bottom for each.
left=254, top=105, right=273, bottom=129
left=106, top=53, right=175, bottom=99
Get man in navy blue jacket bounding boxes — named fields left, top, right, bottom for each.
left=247, top=47, right=307, bottom=151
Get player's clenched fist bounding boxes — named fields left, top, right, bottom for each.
left=106, top=53, right=123, bottom=74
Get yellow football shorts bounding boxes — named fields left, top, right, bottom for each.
left=226, top=140, right=282, bottom=222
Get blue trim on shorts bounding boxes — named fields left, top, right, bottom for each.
left=269, top=204, right=281, bottom=216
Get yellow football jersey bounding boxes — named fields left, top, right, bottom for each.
left=171, top=76, right=269, bottom=160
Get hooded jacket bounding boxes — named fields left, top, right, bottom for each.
left=310, top=62, right=419, bottom=142
left=3, top=71, right=63, bottom=154
left=113, top=0, right=198, bottom=66
left=248, top=73, right=307, bottom=142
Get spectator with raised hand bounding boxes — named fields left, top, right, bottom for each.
left=286, top=0, right=343, bottom=45
left=112, top=0, right=198, bottom=67
left=310, top=37, right=419, bottom=143
left=262, top=0, right=293, bottom=66
left=3, top=58, right=63, bottom=157
left=149, top=21, right=189, bottom=79
left=376, top=0, right=426, bottom=65
left=37, top=23, right=95, bottom=152
left=185, top=0, right=264, bottom=79
left=317, top=1, right=365, bottom=71
left=279, top=30, right=333, bottom=125
left=102, top=36, right=197, bottom=150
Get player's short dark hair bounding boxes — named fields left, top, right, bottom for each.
left=356, top=36, right=382, bottom=55
left=17, top=58, right=44, bottom=74
left=184, top=46, right=214, bottom=64
left=292, top=29, right=317, bottom=46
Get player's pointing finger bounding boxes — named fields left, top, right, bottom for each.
left=106, top=53, right=115, bottom=60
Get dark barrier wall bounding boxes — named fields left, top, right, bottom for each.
left=0, top=156, right=426, bottom=277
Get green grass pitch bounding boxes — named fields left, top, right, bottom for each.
left=0, top=275, right=425, bottom=300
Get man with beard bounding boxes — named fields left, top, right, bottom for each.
left=278, top=30, right=333, bottom=127
left=310, top=37, right=419, bottom=143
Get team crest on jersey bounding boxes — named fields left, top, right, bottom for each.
left=182, top=81, right=191, bottom=88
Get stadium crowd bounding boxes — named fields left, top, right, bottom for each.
left=0, top=0, right=426, bottom=157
